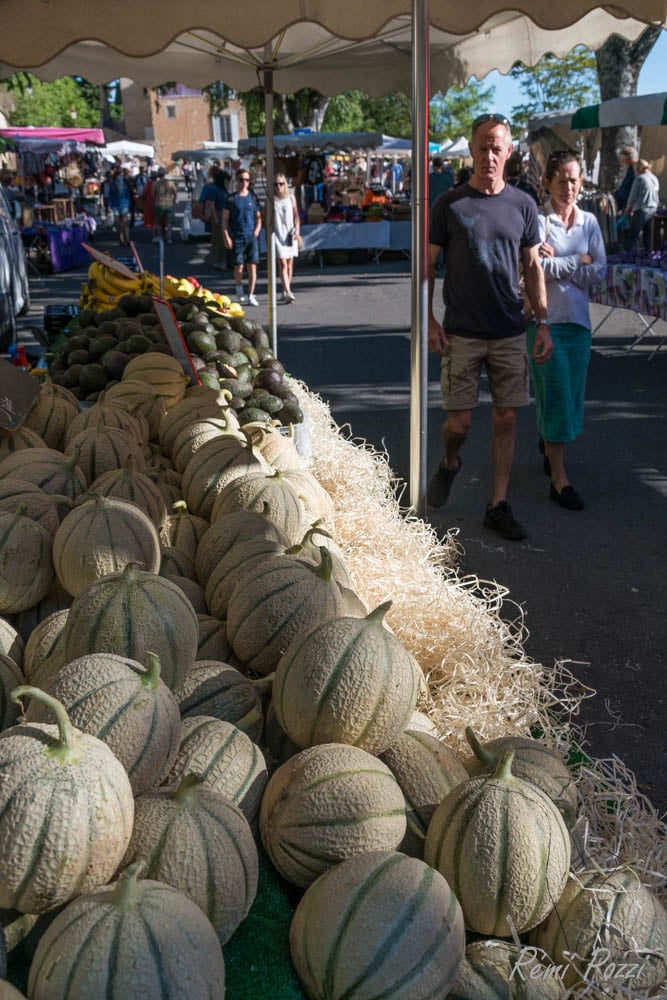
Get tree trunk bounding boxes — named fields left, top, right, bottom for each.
left=595, top=27, right=662, bottom=191
left=275, top=91, right=330, bottom=133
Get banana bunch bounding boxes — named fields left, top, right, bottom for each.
left=80, top=258, right=242, bottom=317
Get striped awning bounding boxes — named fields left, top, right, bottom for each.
left=571, top=93, right=667, bottom=129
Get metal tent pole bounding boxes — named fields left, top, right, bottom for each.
left=263, top=55, right=277, bottom=356
left=409, top=0, right=430, bottom=514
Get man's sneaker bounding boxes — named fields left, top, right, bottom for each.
left=248, top=294, right=259, bottom=307
left=426, top=458, right=461, bottom=508
left=483, top=501, right=527, bottom=541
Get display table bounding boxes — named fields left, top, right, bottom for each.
left=590, top=261, right=667, bottom=359
left=22, top=222, right=90, bottom=273
left=260, top=220, right=411, bottom=263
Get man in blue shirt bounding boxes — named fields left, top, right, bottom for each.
left=222, top=169, right=263, bottom=306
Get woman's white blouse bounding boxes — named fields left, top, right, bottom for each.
left=539, top=200, right=607, bottom=328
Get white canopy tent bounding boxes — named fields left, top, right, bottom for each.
left=1, top=6, right=664, bottom=510
left=103, top=139, right=155, bottom=160
left=439, top=136, right=471, bottom=157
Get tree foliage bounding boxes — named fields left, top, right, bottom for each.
left=2, top=74, right=102, bottom=127
left=429, top=80, right=496, bottom=142
left=509, top=47, right=599, bottom=130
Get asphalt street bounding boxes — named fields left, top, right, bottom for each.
left=17, top=192, right=667, bottom=815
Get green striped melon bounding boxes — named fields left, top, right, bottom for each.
left=226, top=548, right=345, bottom=676
left=159, top=391, right=240, bottom=459
left=210, top=468, right=307, bottom=544
left=0, top=617, right=24, bottom=671
left=0, top=981, right=27, bottom=999
left=105, top=378, right=167, bottom=440
left=53, top=494, right=161, bottom=596
left=89, top=454, right=169, bottom=531
left=12, top=582, right=72, bottom=645
left=0, top=478, right=61, bottom=537
left=26, top=650, right=182, bottom=796
left=160, top=500, right=209, bottom=561
left=63, top=393, right=148, bottom=448
left=272, top=602, right=420, bottom=755
left=27, top=865, right=225, bottom=999
left=465, top=727, right=578, bottom=828
left=62, top=564, right=198, bottom=691
left=204, top=535, right=289, bottom=620
left=282, top=467, right=335, bottom=524
left=122, top=353, right=190, bottom=410
left=22, top=608, right=69, bottom=686
left=120, top=775, right=258, bottom=945
left=181, top=435, right=269, bottom=520
left=195, top=507, right=291, bottom=587
left=146, top=466, right=183, bottom=508
left=0, top=507, right=55, bottom=615
left=0, top=426, right=46, bottom=459
left=64, top=425, right=146, bottom=485
left=529, top=868, right=667, bottom=992
left=406, top=709, right=440, bottom=736
left=260, top=742, right=407, bottom=888
left=0, top=653, right=25, bottom=730
left=23, top=380, right=81, bottom=451
left=449, top=939, right=565, bottom=1000
left=0, top=687, right=134, bottom=914
left=380, top=730, right=468, bottom=858
left=424, top=751, right=571, bottom=936
left=163, top=715, right=268, bottom=829
left=290, top=851, right=465, bottom=1000
left=0, top=447, right=87, bottom=502
left=243, top=423, right=305, bottom=473
left=176, top=660, right=264, bottom=743
left=159, top=544, right=197, bottom=581
left=196, top=614, right=232, bottom=662
left=171, top=415, right=245, bottom=474
left=163, top=574, right=208, bottom=614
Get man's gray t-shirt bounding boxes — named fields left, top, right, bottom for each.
left=429, top=182, right=540, bottom=340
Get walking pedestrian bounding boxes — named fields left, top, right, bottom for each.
left=199, top=168, right=230, bottom=270
left=426, top=112, right=553, bottom=540
left=527, top=150, right=606, bottom=511
left=622, top=158, right=660, bottom=254
left=222, top=169, right=262, bottom=306
left=108, top=167, right=131, bottom=245
left=273, top=173, right=300, bottom=302
left=152, top=167, right=177, bottom=243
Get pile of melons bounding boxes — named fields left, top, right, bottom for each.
left=0, top=355, right=664, bottom=1000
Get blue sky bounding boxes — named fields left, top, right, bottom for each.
left=476, top=27, right=666, bottom=116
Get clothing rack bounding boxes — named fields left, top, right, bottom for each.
left=578, top=189, right=619, bottom=247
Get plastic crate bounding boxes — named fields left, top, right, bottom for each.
left=43, top=304, right=80, bottom=345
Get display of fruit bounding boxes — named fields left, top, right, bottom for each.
left=53, top=265, right=305, bottom=425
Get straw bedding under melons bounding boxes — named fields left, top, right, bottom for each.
left=294, top=381, right=666, bottom=901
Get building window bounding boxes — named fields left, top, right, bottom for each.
left=166, top=105, right=176, bottom=119
left=212, top=114, right=238, bottom=143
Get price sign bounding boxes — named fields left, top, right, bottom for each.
left=0, top=359, right=41, bottom=431
left=152, top=298, right=201, bottom=387
left=81, top=243, right=137, bottom=279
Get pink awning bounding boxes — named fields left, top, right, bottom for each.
left=0, top=126, right=105, bottom=145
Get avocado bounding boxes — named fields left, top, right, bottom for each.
left=218, top=378, right=254, bottom=400
left=98, top=307, right=125, bottom=323
left=62, top=334, right=90, bottom=357
left=126, top=334, right=153, bottom=354
left=260, top=357, right=286, bottom=375
left=279, top=401, right=304, bottom=425
left=211, top=317, right=232, bottom=332
left=255, top=368, right=283, bottom=393
left=101, top=350, right=130, bottom=381
left=67, top=348, right=90, bottom=367
left=146, top=344, right=173, bottom=355
left=118, top=294, right=142, bottom=316
left=139, top=313, right=161, bottom=327
left=198, top=371, right=220, bottom=390
left=61, top=364, right=83, bottom=388
left=252, top=328, right=271, bottom=349
left=235, top=364, right=253, bottom=385
left=88, top=335, right=118, bottom=362
left=256, top=347, right=275, bottom=362
left=187, top=330, right=217, bottom=356
left=262, top=394, right=283, bottom=414
left=137, top=295, right=155, bottom=314
left=238, top=407, right=272, bottom=425
left=78, top=309, right=98, bottom=329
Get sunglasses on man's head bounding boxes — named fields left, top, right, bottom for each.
left=472, top=113, right=510, bottom=130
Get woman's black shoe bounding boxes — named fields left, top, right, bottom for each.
left=550, top=484, right=584, bottom=510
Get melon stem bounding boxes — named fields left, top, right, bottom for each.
left=173, top=773, right=203, bottom=801
left=494, top=750, right=516, bottom=783
left=11, top=685, right=77, bottom=752
left=366, top=601, right=393, bottom=624
left=465, top=726, right=497, bottom=768
left=142, top=651, right=161, bottom=690
left=111, top=862, right=145, bottom=909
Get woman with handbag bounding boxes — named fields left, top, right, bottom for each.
left=273, top=173, right=300, bottom=303
left=526, top=150, right=606, bottom=511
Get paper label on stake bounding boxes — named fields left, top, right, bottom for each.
left=81, top=243, right=137, bottom=279
left=0, top=358, right=41, bottom=431
left=152, top=298, right=201, bottom=387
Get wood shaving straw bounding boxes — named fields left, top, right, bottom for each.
left=294, top=383, right=665, bottom=900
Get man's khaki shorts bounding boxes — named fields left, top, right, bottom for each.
left=440, top=332, right=529, bottom=411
